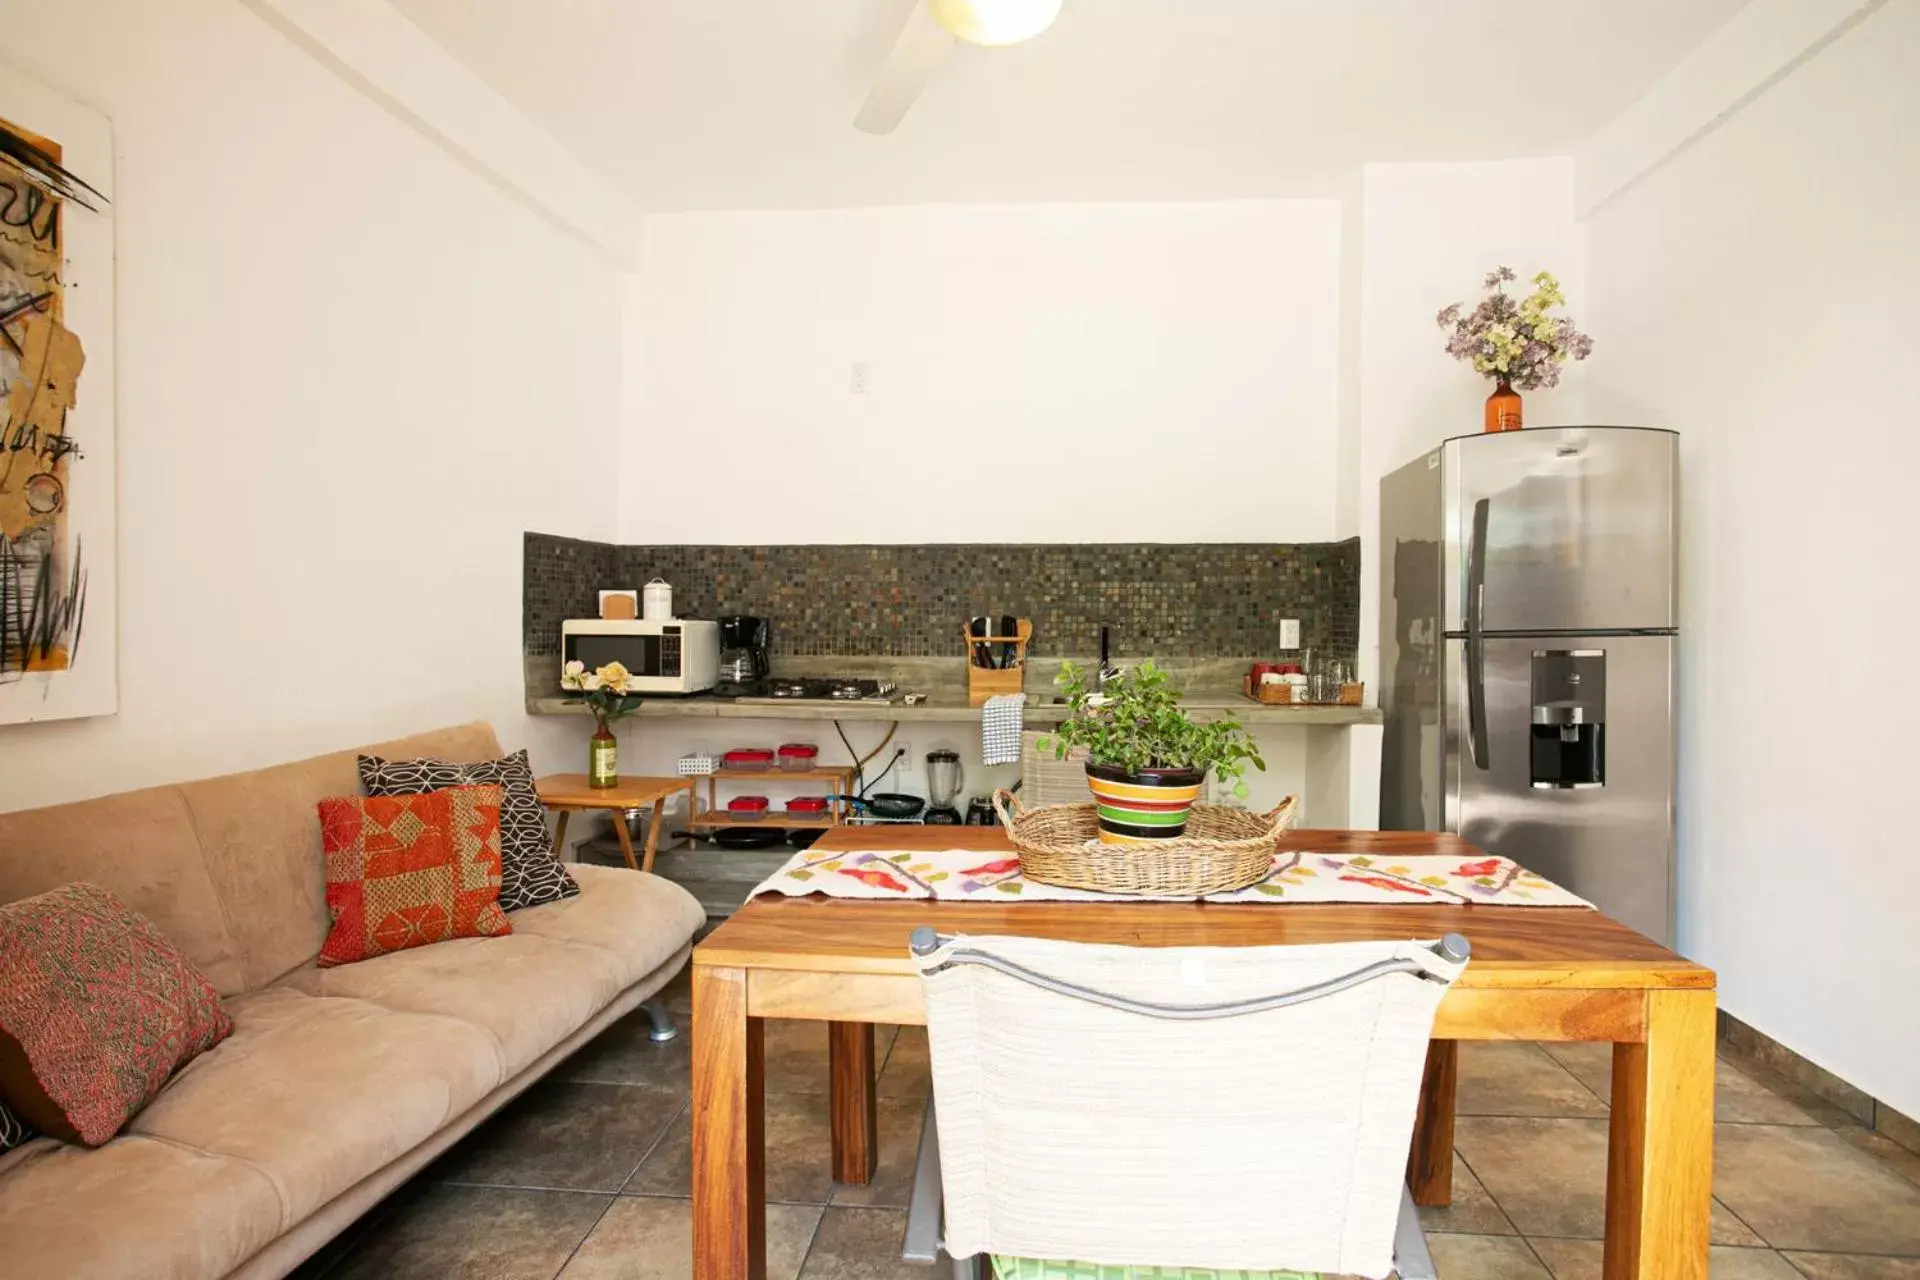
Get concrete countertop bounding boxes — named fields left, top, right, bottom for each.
left=525, top=653, right=1380, bottom=726
left=525, top=692, right=1379, bottom=727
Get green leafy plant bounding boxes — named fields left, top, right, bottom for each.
left=1038, top=661, right=1265, bottom=797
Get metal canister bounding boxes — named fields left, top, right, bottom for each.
left=642, top=578, right=673, bottom=620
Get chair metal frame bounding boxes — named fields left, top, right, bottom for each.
left=900, top=927, right=1468, bottom=1280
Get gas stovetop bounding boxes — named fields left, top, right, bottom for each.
left=726, top=677, right=900, bottom=704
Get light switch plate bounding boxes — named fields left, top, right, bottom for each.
left=1279, top=618, right=1301, bottom=649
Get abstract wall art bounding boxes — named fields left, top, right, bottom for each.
left=0, top=63, right=115, bottom=725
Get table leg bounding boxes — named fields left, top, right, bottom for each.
left=693, top=965, right=765, bottom=1280
left=641, top=800, right=667, bottom=874
left=550, top=810, right=570, bottom=863
left=829, top=1021, right=879, bottom=1185
left=611, top=814, right=640, bottom=872
left=1604, top=989, right=1715, bottom=1280
left=1408, top=1038, right=1458, bottom=1206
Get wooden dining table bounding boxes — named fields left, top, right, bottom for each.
left=690, top=826, right=1716, bottom=1280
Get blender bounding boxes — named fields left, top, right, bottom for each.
left=924, top=749, right=964, bottom=824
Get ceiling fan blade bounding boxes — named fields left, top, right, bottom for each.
left=854, top=2, right=956, bottom=135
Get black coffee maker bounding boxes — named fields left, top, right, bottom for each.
left=714, top=616, right=771, bottom=697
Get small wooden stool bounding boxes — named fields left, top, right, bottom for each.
left=534, top=774, right=696, bottom=874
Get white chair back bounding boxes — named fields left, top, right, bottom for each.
left=912, top=932, right=1467, bottom=1279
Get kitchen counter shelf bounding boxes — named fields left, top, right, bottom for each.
left=528, top=695, right=1380, bottom=726
left=683, top=813, right=846, bottom=829
left=702, top=765, right=858, bottom=782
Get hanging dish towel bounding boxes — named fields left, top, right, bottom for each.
left=981, top=693, right=1024, bottom=766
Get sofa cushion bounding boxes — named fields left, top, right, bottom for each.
left=278, top=932, right=625, bottom=1078
left=0, top=785, right=248, bottom=996
left=508, top=864, right=706, bottom=987
left=277, top=866, right=702, bottom=1075
left=0, top=1132, right=287, bottom=1280
left=315, top=786, right=511, bottom=967
left=179, top=722, right=507, bottom=993
left=0, top=882, right=234, bottom=1145
left=127, top=986, right=502, bottom=1225
left=359, top=748, right=580, bottom=912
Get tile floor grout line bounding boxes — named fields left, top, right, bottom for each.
left=615, top=1093, right=693, bottom=1197
left=1450, top=1145, right=1522, bottom=1236
left=1711, top=1192, right=1772, bottom=1250
left=795, top=1198, right=833, bottom=1278
left=547, top=1189, right=626, bottom=1280
left=1516, top=1233, right=1558, bottom=1276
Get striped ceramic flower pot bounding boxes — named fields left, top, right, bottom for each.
left=1085, top=763, right=1205, bottom=846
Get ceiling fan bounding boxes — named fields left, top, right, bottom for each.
left=854, top=0, right=1064, bottom=135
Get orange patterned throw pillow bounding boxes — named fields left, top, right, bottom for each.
left=316, top=785, right=511, bottom=967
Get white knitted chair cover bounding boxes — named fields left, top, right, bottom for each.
left=913, top=934, right=1466, bottom=1280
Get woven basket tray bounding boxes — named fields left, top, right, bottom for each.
left=992, top=789, right=1298, bottom=896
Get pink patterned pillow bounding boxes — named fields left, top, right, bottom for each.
left=0, top=882, right=233, bottom=1146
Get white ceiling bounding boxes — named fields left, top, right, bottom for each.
left=389, top=0, right=1745, bottom=212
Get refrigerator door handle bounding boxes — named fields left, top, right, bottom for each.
left=1466, top=497, right=1491, bottom=770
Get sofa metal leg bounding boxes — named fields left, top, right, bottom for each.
left=642, top=1000, right=679, bottom=1043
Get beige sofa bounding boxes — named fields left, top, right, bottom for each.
left=0, top=722, right=705, bottom=1280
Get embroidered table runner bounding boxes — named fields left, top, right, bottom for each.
left=751, top=848, right=1592, bottom=907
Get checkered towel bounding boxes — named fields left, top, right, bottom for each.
left=982, top=694, right=1024, bottom=766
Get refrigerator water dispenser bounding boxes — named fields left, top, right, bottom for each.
left=1531, top=650, right=1605, bottom=789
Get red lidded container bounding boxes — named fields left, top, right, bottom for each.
left=723, top=748, right=775, bottom=772
left=727, top=795, right=770, bottom=815
left=778, top=743, right=820, bottom=772
left=785, top=796, right=830, bottom=814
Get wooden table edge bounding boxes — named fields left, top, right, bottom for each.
left=692, top=944, right=1713, bottom=991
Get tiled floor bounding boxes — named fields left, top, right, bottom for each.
left=296, top=972, right=1920, bottom=1280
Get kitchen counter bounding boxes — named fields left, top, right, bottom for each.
left=524, top=654, right=1380, bottom=725
left=525, top=691, right=1381, bottom=726
left=523, top=654, right=1382, bottom=830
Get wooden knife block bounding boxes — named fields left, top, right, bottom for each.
left=964, top=619, right=1033, bottom=706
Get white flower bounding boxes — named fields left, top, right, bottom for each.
left=582, top=673, right=604, bottom=691
left=563, top=660, right=585, bottom=677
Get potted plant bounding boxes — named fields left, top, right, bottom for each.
left=559, top=660, right=643, bottom=788
left=1040, top=661, right=1264, bottom=845
left=1436, top=266, right=1594, bottom=432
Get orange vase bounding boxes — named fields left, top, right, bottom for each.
left=1485, top=380, right=1523, bottom=432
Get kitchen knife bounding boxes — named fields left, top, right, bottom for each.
left=969, top=616, right=991, bottom=667
left=998, top=613, right=1017, bottom=668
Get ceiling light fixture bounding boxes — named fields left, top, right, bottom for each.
left=927, top=0, right=1063, bottom=47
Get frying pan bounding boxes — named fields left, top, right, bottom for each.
left=834, top=793, right=926, bottom=821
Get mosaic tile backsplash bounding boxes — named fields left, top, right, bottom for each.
left=528, top=534, right=1359, bottom=664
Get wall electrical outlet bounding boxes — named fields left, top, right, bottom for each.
left=1279, top=618, right=1301, bottom=650
left=890, top=742, right=912, bottom=778
left=850, top=362, right=872, bottom=394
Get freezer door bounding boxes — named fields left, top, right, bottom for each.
left=1444, top=633, right=1675, bottom=945
left=1443, top=427, right=1677, bottom=634
left=1379, top=448, right=1446, bottom=831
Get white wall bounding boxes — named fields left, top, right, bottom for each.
left=620, top=200, right=1342, bottom=544
left=1582, top=0, right=1919, bottom=1117
left=1349, top=158, right=1587, bottom=687
left=0, top=0, right=625, bottom=811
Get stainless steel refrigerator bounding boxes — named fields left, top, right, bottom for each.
left=1379, top=426, right=1677, bottom=944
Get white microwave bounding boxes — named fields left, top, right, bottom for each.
left=560, top=619, right=719, bottom=695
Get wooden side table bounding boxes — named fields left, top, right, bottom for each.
left=535, top=773, right=696, bottom=874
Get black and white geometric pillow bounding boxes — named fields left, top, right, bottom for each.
left=357, top=749, right=580, bottom=912
left=0, top=1099, right=35, bottom=1152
